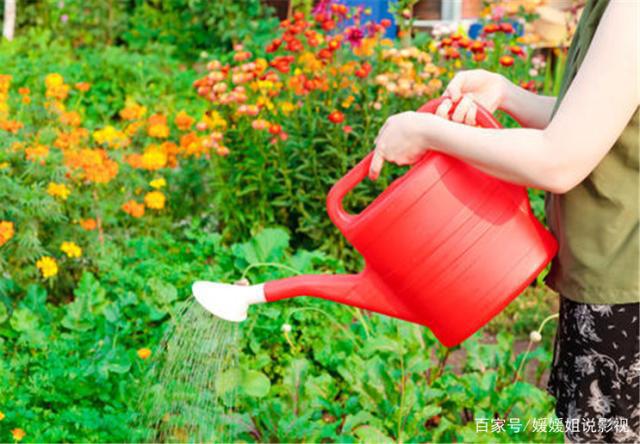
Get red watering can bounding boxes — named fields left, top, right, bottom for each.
left=193, top=98, right=558, bottom=347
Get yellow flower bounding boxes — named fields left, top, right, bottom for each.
left=279, top=101, right=296, bottom=115
left=144, top=191, right=166, bottom=210
left=341, top=95, right=355, bottom=109
left=141, top=147, right=167, bottom=171
left=93, top=125, right=129, bottom=149
left=0, top=410, right=5, bottom=420
left=0, top=221, right=15, bottom=247
left=149, top=178, right=166, bottom=189
left=47, top=182, right=71, bottom=200
left=203, top=111, right=227, bottom=130
left=45, top=73, right=64, bottom=89
left=11, top=428, right=25, bottom=442
left=137, top=348, right=152, bottom=359
left=36, top=256, right=58, bottom=279
left=60, top=241, right=82, bottom=258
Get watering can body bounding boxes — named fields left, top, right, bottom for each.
left=263, top=98, right=557, bottom=347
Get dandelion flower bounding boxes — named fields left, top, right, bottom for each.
left=36, top=256, right=58, bottom=279
left=529, top=331, right=542, bottom=343
left=60, top=241, right=82, bottom=258
left=281, top=324, right=292, bottom=333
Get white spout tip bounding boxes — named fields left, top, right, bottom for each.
left=192, top=281, right=266, bottom=322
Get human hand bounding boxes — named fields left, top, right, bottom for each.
left=369, top=111, right=433, bottom=180
left=436, top=69, right=508, bottom=125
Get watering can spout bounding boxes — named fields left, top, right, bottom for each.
left=192, top=270, right=418, bottom=324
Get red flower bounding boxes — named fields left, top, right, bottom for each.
left=458, top=37, right=471, bottom=49
left=345, top=27, right=364, bottom=47
left=293, top=11, right=305, bottom=21
left=328, top=110, right=345, bottom=124
left=322, top=19, right=335, bottom=31
left=270, top=55, right=294, bottom=73
left=269, top=124, right=282, bottom=135
left=510, top=45, right=525, bottom=56
left=286, top=39, right=304, bottom=52
left=355, top=62, right=372, bottom=78
left=445, top=48, right=460, bottom=60
left=470, top=41, right=485, bottom=53
left=500, top=22, right=515, bottom=34
left=440, top=37, right=452, bottom=48
left=473, top=52, right=487, bottom=62
left=451, top=32, right=462, bottom=41
left=499, top=55, right=515, bottom=67
left=483, top=23, right=499, bottom=34
left=266, top=39, right=282, bottom=53
left=328, top=39, right=341, bottom=51
left=380, top=18, right=391, bottom=28
left=343, top=125, right=353, bottom=134
left=318, top=48, right=333, bottom=60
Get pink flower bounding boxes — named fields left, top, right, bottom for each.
left=343, top=125, right=353, bottom=134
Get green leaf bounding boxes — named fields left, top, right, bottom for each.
left=215, top=368, right=271, bottom=398
left=10, top=307, right=38, bottom=332
left=235, top=227, right=290, bottom=264
left=354, top=425, right=393, bottom=443
left=147, top=278, right=178, bottom=306
left=0, top=302, right=7, bottom=324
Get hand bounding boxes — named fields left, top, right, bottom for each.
left=436, top=69, right=508, bottom=125
left=370, top=111, right=433, bottom=180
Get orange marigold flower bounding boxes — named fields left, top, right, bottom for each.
left=137, top=348, right=152, bottom=359
left=174, top=110, right=194, bottom=131
left=144, top=191, right=166, bottom=210
left=147, top=113, right=170, bottom=138
left=122, top=200, right=145, bottom=218
left=25, top=144, right=49, bottom=162
left=18, top=87, right=30, bottom=95
left=0, top=221, right=15, bottom=247
left=119, top=101, right=147, bottom=121
left=11, top=428, right=25, bottom=442
left=64, top=149, right=119, bottom=184
left=54, top=128, right=89, bottom=150
left=60, top=111, right=82, bottom=127
left=179, top=132, right=207, bottom=157
left=0, top=120, right=23, bottom=134
left=79, top=218, right=97, bottom=231
left=75, top=82, right=91, bottom=92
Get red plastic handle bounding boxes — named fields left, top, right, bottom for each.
left=326, top=97, right=502, bottom=234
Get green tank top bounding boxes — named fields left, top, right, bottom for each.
left=545, top=0, right=639, bottom=304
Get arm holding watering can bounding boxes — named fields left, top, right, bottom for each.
left=370, top=0, right=638, bottom=194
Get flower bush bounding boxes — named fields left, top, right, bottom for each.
left=0, top=2, right=565, bottom=442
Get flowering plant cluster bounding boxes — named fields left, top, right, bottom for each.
left=190, top=2, right=548, bottom=256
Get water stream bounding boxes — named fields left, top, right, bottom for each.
left=137, top=300, right=241, bottom=442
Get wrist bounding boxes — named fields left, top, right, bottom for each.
left=497, top=74, right=514, bottom=111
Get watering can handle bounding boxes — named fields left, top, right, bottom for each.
left=326, top=97, right=502, bottom=233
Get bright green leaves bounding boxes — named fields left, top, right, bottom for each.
left=62, top=272, right=107, bottom=332
left=215, top=368, right=271, bottom=398
left=233, top=227, right=290, bottom=266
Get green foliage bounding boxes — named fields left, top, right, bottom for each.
left=3, top=0, right=278, bottom=61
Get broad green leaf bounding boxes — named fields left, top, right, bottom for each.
left=235, top=227, right=290, bottom=264
left=10, top=307, right=38, bottom=332
left=354, top=425, right=393, bottom=443
left=215, top=368, right=271, bottom=398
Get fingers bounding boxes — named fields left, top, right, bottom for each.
left=451, top=94, right=474, bottom=123
left=444, top=72, right=464, bottom=103
left=436, top=98, right=453, bottom=119
left=464, top=102, right=477, bottom=126
left=369, top=149, right=385, bottom=180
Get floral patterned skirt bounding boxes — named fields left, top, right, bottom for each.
left=546, top=295, right=640, bottom=443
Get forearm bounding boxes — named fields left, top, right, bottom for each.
left=423, top=115, right=560, bottom=191
left=500, top=80, right=557, bottom=129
